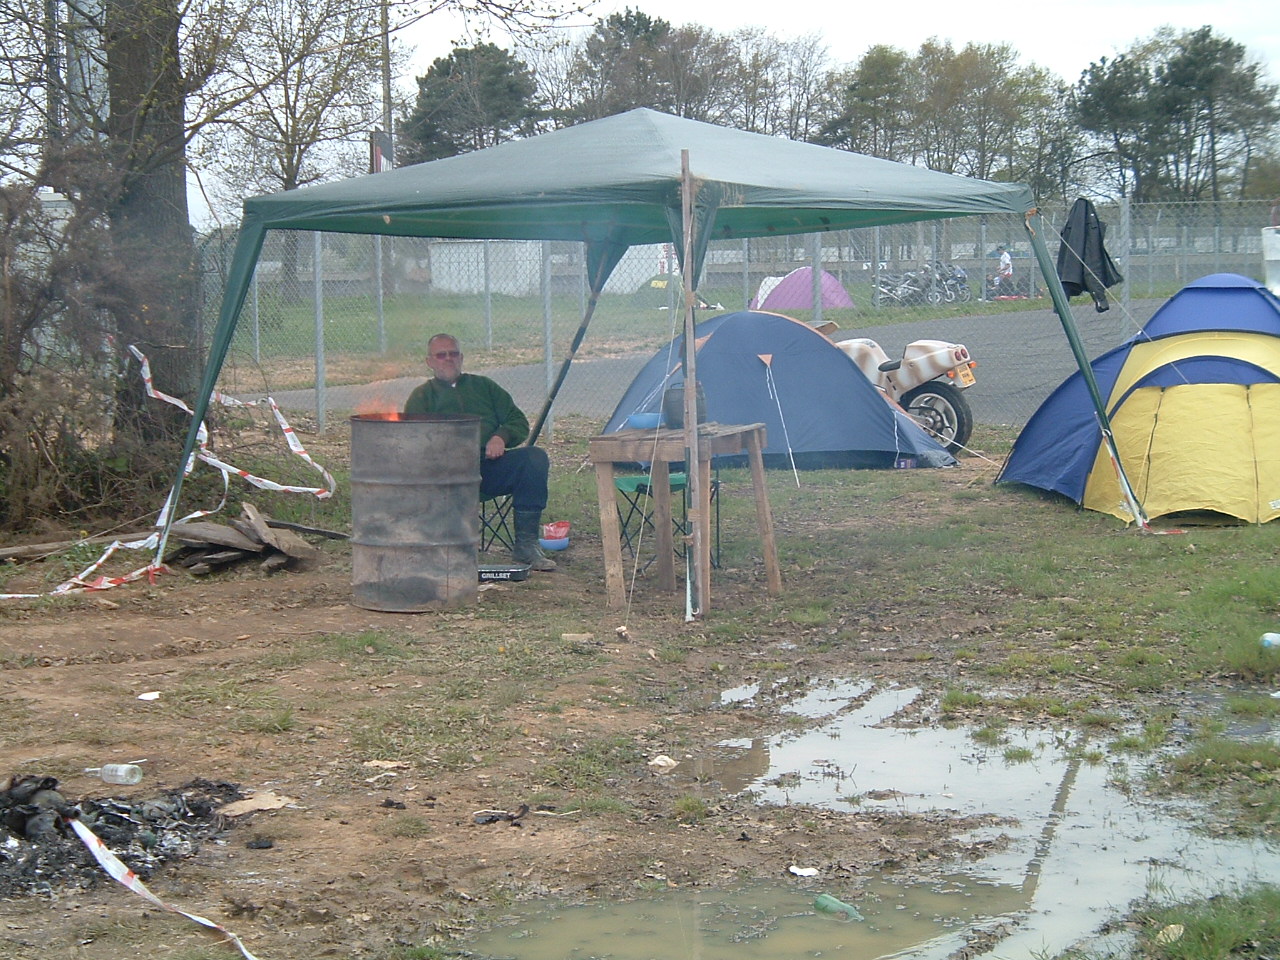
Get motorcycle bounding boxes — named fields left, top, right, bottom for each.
left=872, top=269, right=939, bottom=307
left=833, top=335, right=976, bottom=452
left=927, top=261, right=973, bottom=302
left=871, top=262, right=970, bottom=307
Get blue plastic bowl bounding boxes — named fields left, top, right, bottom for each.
left=539, top=537, right=570, bottom=551
left=626, top=412, right=662, bottom=430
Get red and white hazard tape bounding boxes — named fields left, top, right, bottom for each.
left=67, top=817, right=265, bottom=960
left=0, top=533, right=167, bottom=601
left=0, top=347, right=336, bottom=601
left=131, top=345, right=336, bottom=507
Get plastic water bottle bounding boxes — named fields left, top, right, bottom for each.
left=813, top=893, right=864, bottom=922
left=1262, top=633, right=1280, bottom=649
left=85, top=763, right=144, bottom=785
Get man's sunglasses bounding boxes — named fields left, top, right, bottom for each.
left=431, top=350, right=462, bottom=360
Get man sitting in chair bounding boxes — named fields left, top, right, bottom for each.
left=404, top=333, right=556, bottom=572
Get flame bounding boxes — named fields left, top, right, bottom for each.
left=354, top=384, right=408, bottom=418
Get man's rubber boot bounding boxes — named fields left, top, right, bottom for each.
left=512, top=510, right=556, bottom=572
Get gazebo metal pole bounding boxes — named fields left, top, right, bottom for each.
left=681, top=150, right=707, bottom=615
left=527, top=287, right=602, bottom=447
left=1023, top=210, right=1149, bottom=528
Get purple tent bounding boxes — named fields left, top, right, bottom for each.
left=750, top=267, right=855, bottom=310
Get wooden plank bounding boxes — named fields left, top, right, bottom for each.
left=0, top=531, right=152, bottom=562
left=650, top=459, right=676, bottom=592
left=265, top=526, right=322, bottom=561
left=265, top=519, right=348, bottom=540
left=589, top=422, right=767, bottom=463
left=239, top=503, right=277, bottom=548
left=696, top=455, right=713, bottom=608
left=170, top=521, right=265, bottom=552
left=594, top=459, right=626, bottom=609
left=260, top=553, right=290, bottom=573
left=243, top=503, right=322, bottom=559
left=230, top=518, right=265, bottom=545
left=198, top=549, right=253, bottom=566
left=745, top=427, right=782, bottom=595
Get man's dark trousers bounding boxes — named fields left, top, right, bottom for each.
left=479, top=446, right=549, bottom=513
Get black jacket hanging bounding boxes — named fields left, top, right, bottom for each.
left=1056, top=197, right=1124, bottom=312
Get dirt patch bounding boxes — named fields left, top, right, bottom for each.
left=3, top=437, right=1154, bottom=960
left=0, top=541, right=1032, bottom=960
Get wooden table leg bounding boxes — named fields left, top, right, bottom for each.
left=594, top=461, right=626, bottom=609
left=650, top=460, right=676, bottom=592
left=699, top=456, right=715, bottom=609
left=745, top=428, right=782, bottom=595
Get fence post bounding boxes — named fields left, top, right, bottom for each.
left=872, top=226, right=882, bottom=310
left=742, top=238, right=750, bottom=308
left=665, top=244, right=677, bottom=312
left=374, top=235, right=387, bottom=354
left=483, top=239, right=493, bottom=350
left=810, top=232, right=823, bottom=326
left=541, top=240, right=554, bottom=439
left=1147, top=212, right=1157, bottom=296
left=979, top=220, right=989, bottom=300
left=251, top=270, right=260, bottom=364
left=1118, top=197, right=1132, bottom=329
left=313, top=231, right=327, bottom=432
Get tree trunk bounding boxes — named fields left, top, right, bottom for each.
left=103, top=0, right=198, bottom=447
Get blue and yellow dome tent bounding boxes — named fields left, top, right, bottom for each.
left=998, top=274, right=1280, bottom=523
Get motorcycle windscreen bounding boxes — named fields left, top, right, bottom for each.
left=1082, top=383, right=1280, bottom=524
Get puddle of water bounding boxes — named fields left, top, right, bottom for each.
left=468, top=874, right=1026, bottom=960
left=465, top=681, right=1280, bottom=960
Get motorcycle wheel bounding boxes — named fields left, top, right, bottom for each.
left=900, top=381, right=973, bottom=453
left=955, top=283, right=973, bottom=302
left=924, top=288, right=943, bottom=306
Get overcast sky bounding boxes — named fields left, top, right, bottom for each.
left=401, top=0, right=1278, bottom=89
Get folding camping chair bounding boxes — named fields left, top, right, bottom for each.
left=479, top=494, right=514, bottom=552
left=614, top=471, right=720, bottom=570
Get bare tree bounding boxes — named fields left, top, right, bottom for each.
left=724, top=28, right=785, bottom=134
left=0, top=0, right=581, bottom=531
left=196, top=0, right=387, bottom=210
left=650, top=24, right=740, bottom=123
left=518, top=34, right=579, bottom=126
left=771, top=32, right=838, bottom=142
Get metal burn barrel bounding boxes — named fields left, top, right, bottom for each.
left=350, top=413, right=480, bottom=611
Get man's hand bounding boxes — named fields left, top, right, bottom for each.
left=484, top=435, right=507, bottom=460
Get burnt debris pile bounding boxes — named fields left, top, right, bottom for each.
left=1, top=775, right=243, bottom=896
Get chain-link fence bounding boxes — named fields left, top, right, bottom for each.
left=199, top=200, right=1277, bottom=438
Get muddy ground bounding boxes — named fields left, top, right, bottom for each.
left=0, top=450, right=1131, bottom=960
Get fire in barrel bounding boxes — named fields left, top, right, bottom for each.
left=349, top=413, right=480, bottom=612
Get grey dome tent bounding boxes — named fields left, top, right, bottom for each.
left=604, top=310, right=954, bottom=469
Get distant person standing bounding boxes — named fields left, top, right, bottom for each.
left=996, top=245, right=1013, bottom=285
left=990, top=244, right=1014, bottom=297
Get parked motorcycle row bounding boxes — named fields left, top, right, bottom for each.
left=871, top=260, right=973, bottom=307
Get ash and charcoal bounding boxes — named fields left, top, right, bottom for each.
left=0, top=775, right=244, bottom=897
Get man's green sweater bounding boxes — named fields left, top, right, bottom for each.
left=402, top=374, right=529, bottom=450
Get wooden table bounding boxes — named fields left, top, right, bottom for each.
left=588, top=422, right=782, bottom=611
